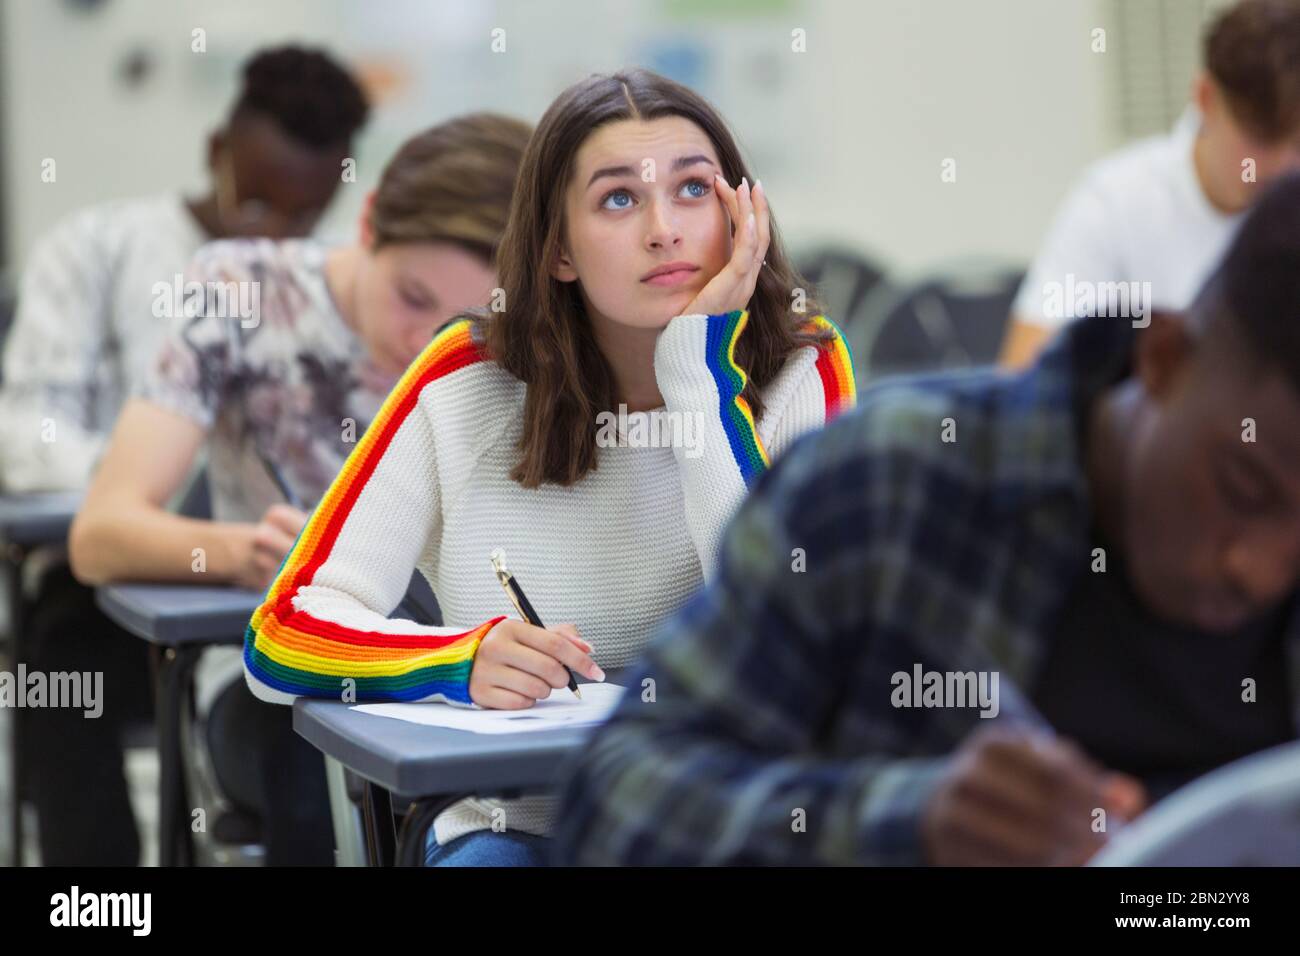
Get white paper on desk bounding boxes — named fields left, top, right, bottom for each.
left=352, top=682, right=625, bottom=734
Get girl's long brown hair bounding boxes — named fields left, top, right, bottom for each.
left=470, top=68, right=827, bottom=487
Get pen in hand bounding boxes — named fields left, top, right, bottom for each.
left=490, top=548, right=582, bottom=699
left=258, top=450, right=304, bottom=510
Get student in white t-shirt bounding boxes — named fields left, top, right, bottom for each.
left=1000, top=0, right=1300, bottom=368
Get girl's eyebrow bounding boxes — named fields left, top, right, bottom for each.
left=586, top=164, right=635, bottom=188
left=671, top=154, right=716, bottom=173
left=586, top=154, right=716, bottom=189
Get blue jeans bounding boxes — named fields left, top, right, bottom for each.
left=425, top=829, right=551, bottom=866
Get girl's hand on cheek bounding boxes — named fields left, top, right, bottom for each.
left=680, top=173, right=770, bottom=319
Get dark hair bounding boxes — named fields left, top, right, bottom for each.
left=369, top=113, right=532, bottom=261
left=1205, top=0, right=1300, bottom=142
left=1197, top=172, right=1300, bottom=389
left=466, top=68, right=827, bottom=488
left=232, top=45, right=369, bottom=149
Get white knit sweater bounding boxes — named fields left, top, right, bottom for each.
left=244, top=310, right=854, bottom=845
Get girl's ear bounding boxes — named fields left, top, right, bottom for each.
left=358, top=190, right=377, bottom=247
left=552, top=245, right=579, bottom=283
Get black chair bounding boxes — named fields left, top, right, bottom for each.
left=795, top=246, right=885, bottom=334
left=865, top=264, right=1025, bottom=379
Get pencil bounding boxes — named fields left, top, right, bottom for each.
left=258, top=451, right=304, bottom=510
left=490, top=548, right=581, bottom=699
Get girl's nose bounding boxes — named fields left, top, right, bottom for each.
left=645, top=200, right=681, bottom=249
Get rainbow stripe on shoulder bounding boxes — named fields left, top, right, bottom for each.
left=243, top=318, right=501, bottom=704
left=705, top=310, right=856, bottom=485
left=803, top=313, right=856, bottom=420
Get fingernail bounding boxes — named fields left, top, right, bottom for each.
left=591, top=665, right=606, bottom=682
left=753, top=179, right=762, bottom=192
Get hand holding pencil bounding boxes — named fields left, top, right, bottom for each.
left=467, top=550, right=605, bottom=710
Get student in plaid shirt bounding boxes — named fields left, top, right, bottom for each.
left=554, top=174, right=1300, bottom=866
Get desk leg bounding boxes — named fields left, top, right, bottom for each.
left=324, top=757, right=367, bottom=867
left=361, top=781, right=396, bottom=867
left=4, top=549, right=25, bottom=866
left=395, top=795, right=467, bottom=868
left=157, top=644, right=200, bottom=867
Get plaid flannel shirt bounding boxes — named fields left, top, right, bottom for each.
left=553, top=313, right=1300, bottom=866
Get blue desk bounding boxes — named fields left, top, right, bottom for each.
left=97, top=573, right=442, bottom=866
left=295, top=678, right=619, bottom=866
left=0, top=492, right=81, bottom=551
left=0, top=491, right=81, bottom=866
left=95, top=583, right=262, bottom=645
left=95, top=583, right=261, bottom=866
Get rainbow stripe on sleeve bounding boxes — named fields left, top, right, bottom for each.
left=705, top=310, right=769, bottom=484
left=705, top=311, right=857, bottom=485
left=243, top=318, right=503, bottom=704
left=803, top=313, right=856, bottom=421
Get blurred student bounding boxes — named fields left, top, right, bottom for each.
left=999, top=0, right=1300, bottom=368
left=241, top=69, right=856, bottom=867
left=0, top=45, right=368, bottom=491
left=8, top=44, right=367, bottom=868
left=57, top=115, right=529, bottom=865
left=555, top=173, right=1300, bottom=866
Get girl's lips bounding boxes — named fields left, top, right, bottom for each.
left=642, top=267, right=699, bottom=287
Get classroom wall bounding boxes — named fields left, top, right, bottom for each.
left=2, top=0, right=1127, bottom=282
left=816, top=0, right=1118, bottom=274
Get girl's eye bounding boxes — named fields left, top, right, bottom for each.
left=680, top=178, right=711, bottom=199
left=399, top=288, right=431, bottom=310
left=601, top=189, right=634, bottom=210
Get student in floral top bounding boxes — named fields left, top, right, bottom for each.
left=57, top=114, right=531, bottom=864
